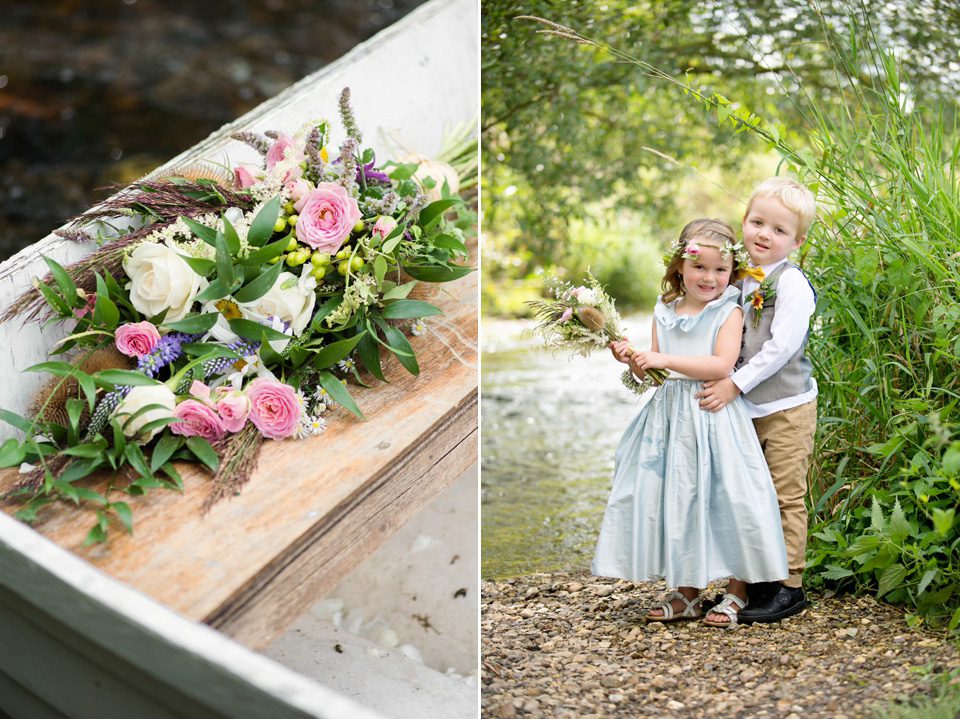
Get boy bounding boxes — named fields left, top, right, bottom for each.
left=696, top=176, right=818, bottom=623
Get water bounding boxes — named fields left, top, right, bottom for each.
left=480, top=315, right=654, bottom=579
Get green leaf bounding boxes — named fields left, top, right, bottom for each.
left=888, top=499, right=911, bottom=543
left=95, top=370, right=162, bottom=388
left=35, top=277, right=71, bottom=316
left=373, top=256, right=388, bottom=287
left=160, top=462, right=184, bottom=492
left=182, top=216, right=219, bottom=246
left=216, top=233, right=235, bottom=289
left=383, top=280, right=418, bottom=301
left=43, top=256, right=78, bottom=307
left=933, top=507, right=955, bottom=536
left=194, top=278, right=232, bottom=303
left=228, top=317, right=291, bottom=342
left=0, top=438, right=26, bottom=468
left=112, top=501, right=134, bottom=535
left=62, top=444, right=106, bottom=459
left=382, top=324, right=419, bottom=375
left=74, top=488, right=107, bottom=505
left=869, top=496, right=884, bottom=533
left=222, top=215, right=241, bottom=255
left=400, top=264, right=473, bottom=283
left=239, top=234, right=290, bottom=266
left=877, top=563, right=908, bottom=598
left=24, top=360, right=75, bottom=377
left=151, top=434, right=181, bottom=473
left=232, top=259, right=284, bottom=303
left=59, top=457, right=102, bottom=484
left=311, top=333, right=366, bottom=370
left=181, top=256, right=217, bottom=276
left=842, top=534, right=880, bottom=557
left=419, top=198, right=460, bottom=228
left=53, top=480, right=81, bottom=504
left=258, top=330, right=284, bottom=365
left=124, top=442, right=153, bottom=479
left=0, top=409, right=33, bottom=433
left=182, top=343, right=243, bottom=360
left=918, top=568, right=938, bottom=595
left=247, top=195, right=282, bottom=247
left=162, top=311, right=220, bottom=335
left=355, top=328, right=385, bottom=382
left=432, top=233, right=468, bottom=255
left=951, top=607, right=960, bottom=631
left=318, top=372, right=365, bottom=420
left=821, top=564, right=854, bottom=580
left=93, top=282, right=120, bottom=330
left=75, top=370, right=97, bottom=412
left=82, top=522, right=108, bottom=546
left=186, top=436, right=219, bottom=473
left=381, top=299, right=444, bottom=320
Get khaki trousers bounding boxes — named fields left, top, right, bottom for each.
left=751, top=400, right=817, bottom=588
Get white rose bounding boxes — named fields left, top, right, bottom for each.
left=239, top=270, right=316, bottom=336
left=124, top=241, right=208, bottom=323
left=112, top=384, right=177, bottom=442
left=577, top=289, right=598, bottom=306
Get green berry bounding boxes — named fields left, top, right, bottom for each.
left=335, top=249, right=349, bottom=260
left=311, top=252, right=330, bottom=267
left=337, top=261, right=350, bottom=276
left=286, top=237, right=299, bottom=252
left=288, top=214, right=299, bottom=227
left=350, top=255, right=364, bottom=271
left=284, top=201, right=295, bottom=214
left=273, top=218, right=286, bottom=233
left=353, top=221, right=365, bottom=233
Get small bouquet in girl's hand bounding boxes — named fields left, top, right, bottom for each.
left=526, top=271, right=667, bottom=394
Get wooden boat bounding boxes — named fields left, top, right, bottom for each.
left=0, top=0, right=478, bottom=716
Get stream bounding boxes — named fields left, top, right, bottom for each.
left=480, top=315, right=655, bottom=579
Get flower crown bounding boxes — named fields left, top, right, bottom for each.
left=662, top=237, right=750, bottom=273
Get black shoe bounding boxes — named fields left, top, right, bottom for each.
left=738, top=585, right=807, bottom=624
left=746, top=581, right=780, bottom=604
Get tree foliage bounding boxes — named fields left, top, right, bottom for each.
left=482, top=0, right=960, bottom=264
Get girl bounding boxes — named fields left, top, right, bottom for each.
left=592, top=219, right=788, bottom=628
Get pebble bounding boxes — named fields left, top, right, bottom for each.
left=481, top=569, right=956, bottom=718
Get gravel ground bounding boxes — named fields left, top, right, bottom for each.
left=481, top=569, right=960, bottom=719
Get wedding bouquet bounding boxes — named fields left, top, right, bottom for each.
left=526, top=271, right=667, bottom=394
left=0, top=87, right=476, bottom=542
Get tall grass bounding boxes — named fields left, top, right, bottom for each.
left=527, top=9, right=960, bottom=624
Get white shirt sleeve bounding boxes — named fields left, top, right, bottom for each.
left=731, top=267, right=815, bottom=394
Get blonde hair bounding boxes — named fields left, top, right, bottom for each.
left=745, top=176, right=817, bottom=240
left=661, top=219, right=738, bottom=305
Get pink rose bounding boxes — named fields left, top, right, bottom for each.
left=684, top=242, right=702, bottom=257
left=171, top=399, right=226, bottom=441
left=559, top=307, right=573, bottom=323
left=285, top=178, right=312, bottom=203
left=246, top=378, right=301, bottom=440
left=215, top=388, right=252, bottom=433
left=115, top=321, right=161, bottom=358
left=265, top=132, right=304, bottom=182
left=233, top=165, right=261, bottom=189
left=372, top=215, right=398, bottom=241
left=293, top=182, right=362, bottom=253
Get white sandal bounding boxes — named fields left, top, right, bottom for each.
left=645, top=591, right=701, bottom=623
left=703, top=593, right=747, bottom=629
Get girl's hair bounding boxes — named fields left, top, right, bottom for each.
left=661, top=219, right=738, bottom=305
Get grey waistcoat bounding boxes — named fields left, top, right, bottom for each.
left=736, top=261, right=815, bottom=405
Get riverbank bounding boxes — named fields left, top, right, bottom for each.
left=481, top=569, right=960, bottom=719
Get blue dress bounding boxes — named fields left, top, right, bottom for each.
left=591, top=285, right=788, bottom=588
